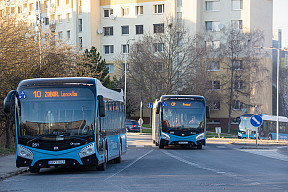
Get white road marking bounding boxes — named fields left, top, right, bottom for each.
left=216, top=146, right=227, bottom=149
left=105, top=149, right=154, bottom=181
left=237, top=149, right=288, bottom=162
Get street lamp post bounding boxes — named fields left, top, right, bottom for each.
left=124, top=38, right=135, bottom=109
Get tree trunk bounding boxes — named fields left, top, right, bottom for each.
left=5, top=113, right=12, bottom=148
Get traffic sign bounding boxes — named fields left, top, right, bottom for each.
left=138, top=118, right=144, bottom=126
left=250, top=115, right=263, bottom=127
left=147, top=102, right=153, bottom=109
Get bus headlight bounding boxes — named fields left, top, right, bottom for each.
left=238, top=132, right=242, bottom=137
left=79, top=143, right=95, bottom=158
left=161, top=132, right=170, bottom=141
left=196, top=133, right=205, bottom=141
left=17, top=145, right=34, bottom=160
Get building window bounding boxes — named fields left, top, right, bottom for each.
left=205, top=41, right=220, bottom=49
left=122, top=44, right=129, bottom=54
left=104, top=27, right=113, bottom=36
left=210, top=80, right=220, bottom=90
left=66, top=13, right=70, bottom=22
left=57, top=14, right=62, bottom=23
left=233, top=100, right=243, bottom=110
left=67, top=30, right=70, bottom=39
left=211, top=101, right=220, bottom=110
left=154, top=43, right=164, bottom=52
left=79, top=37, right=82, bottom=50
left=233, top=80, right=243, bottom=90
left=154, top=23, right=164, bottom=33
left=205, top=21, right=220, bottom=32
left=136, top=25, right=143, bottom=35
left=104, top=45, right=114, bottom=54
left=105, top=64, right=114, bottom=73
left=177, top=0, right=182, bottom=7
left=121, top=26, right=129, bottom=35
left=44, top=17, right=49, bottom=25
left=78, top=19, right=82, bottom=32
left=231, top=20, right=243, bottom=29
left=123, top=63, right=130, bottom=72
left=205, top=1, right=220, bottom=11
left=104, top=9, right=113, bottom=17
left=154, top=4, right=164, bottom=14
left=136, top=6, right=143, bottom=15
left=58, top=31, right=63, bottom=40
left=233, top=60, right=243, bottom=70
left=44, top=1, right=48, bottom=9
left=232, top=0, right=243, bottom=10
left=207, top=61, right=220, bottom=71
left=154, top=62, right=164, bottom=72
left=18, top=6, right=22, bottom=14
left=121, top=7, right=129, bottom=16
left=176, top=12, right=182, bottom=24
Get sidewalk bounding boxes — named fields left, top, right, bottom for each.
left=0, top=154, right=28, bottom=181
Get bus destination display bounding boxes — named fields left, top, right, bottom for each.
left=33, top=90, right=78, bottom=98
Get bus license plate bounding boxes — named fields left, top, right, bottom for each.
left=48, top=160, right=65, bottom=165
left=178, top=141, right=188, bottom=144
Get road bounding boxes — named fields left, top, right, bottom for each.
left=0, top=134, right=287, bottom=192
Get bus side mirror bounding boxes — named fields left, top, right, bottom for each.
left=156, top=102, right=162, bottom=114
left=97, top=95, right=106, bottom=117
left=4, top=90, right=17, bottom=114
left=206, top=106, right=210, bottom=119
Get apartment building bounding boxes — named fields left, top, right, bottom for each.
left=0, top=0, right=273, bottom=128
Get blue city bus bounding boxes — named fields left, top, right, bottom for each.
left=4, top=77, right=126, bottom=173
left=152, top=95, right=210, bottom=149
left=237, top=114, right=288, bottom=140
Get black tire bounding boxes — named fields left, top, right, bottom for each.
left=268, top=134, right=272, bottom=140
left=114, top=142, right=122, bottom=164
left=97, top=148, right=108, bottom=171
left=197, top=145, right=202, bottom=150
left=29, top=166, right=40, bottom=173
left=159, top=144, right=164, bottom=149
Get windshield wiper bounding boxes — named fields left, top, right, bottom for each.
left=27, top=134, right=57, bottom=144
left=66, top=136, right=90, bottom=142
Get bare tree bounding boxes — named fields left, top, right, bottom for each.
left=117, top=20, right=208, bottom=113
left=0, top=15, right=84, bottom=148
left=210, top=27, right=268, bottom=132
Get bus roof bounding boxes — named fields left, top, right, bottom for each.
left=240, top=114, right=288, bottom=122
left=17, top=77, right=124, bottom=102
left=159, top=95, right=205, bottom=101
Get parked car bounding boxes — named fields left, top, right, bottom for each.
left=126, top=119, right=140, bottom=132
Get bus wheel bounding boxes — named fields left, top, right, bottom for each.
left=159, top=144, right=164, bottom=149
left=114, top=142, right=122, bottom=164
left=29, top=166, right=40, bottom=173
left=98, top=149, right=108, bottom=171
left=197, top=145, right=202, bottom=150
left=268, top=134, right=272, bottom=140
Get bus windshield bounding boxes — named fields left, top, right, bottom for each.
left=17, top=87, right=96, bottom=141
left=161, top=100, right=205, bottom=130
left=239, top=116, right=256, bottom=133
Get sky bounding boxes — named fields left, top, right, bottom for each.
left=274, top=0, right=288, bottom=48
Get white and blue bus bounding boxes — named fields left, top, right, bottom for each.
left=237, top=114, right=288, bottom=140
left=4, top=77, right=126, bottom=173
left=152, top=95, right=210, bottom=149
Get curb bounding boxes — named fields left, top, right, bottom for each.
left=0, top=168, right=28, bottom=181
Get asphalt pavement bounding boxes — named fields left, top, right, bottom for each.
left=0, top=133, right=287, bottom=181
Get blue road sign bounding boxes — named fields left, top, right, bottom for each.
left=147, top=102, right=153, bottom=109
left=250, top=115, right=263, bottom=127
